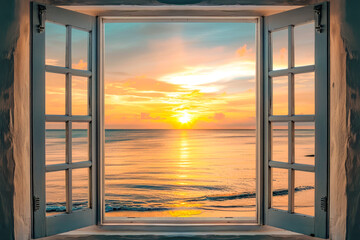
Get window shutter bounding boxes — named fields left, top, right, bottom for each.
left=32, top=3, right=98, bottom=238
left=263, top=2, right=328, bottom=238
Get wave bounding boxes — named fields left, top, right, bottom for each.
left=46, top=186, right=314, bottom=213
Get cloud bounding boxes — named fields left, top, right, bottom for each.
left=159, top=61, right=255, bottom=93
left=46, top=58, right=59, bottom=66
left=210, top=112, right=226, bottom=121
left=236, top=44, right=252, bottom=57
left=122, top=76, right=182, bottom=93
left=141, top=112, right=161, bottom=120
left=73, top=59, right=87, bottom=70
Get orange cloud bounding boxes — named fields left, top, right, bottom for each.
left=210, top=113, right=226, bottom=121
left=122, top=76, right=181, bottom=93
left=236, top=44, right=252, bottom=57
left=141, top=112, right=161, bottom=120
left=73, top=59, right=87, bottom=70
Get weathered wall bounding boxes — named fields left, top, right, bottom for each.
left=341, top=1, right=360, bottom=239
left=329, top=0, right=347, bottom=239
left=0, top=0, right=31, bottom=239
left=13, top=0, right=31, bottom=239
left=0, top=0, right=19, bottom=239
left=329, top=0, right=360, bottom=239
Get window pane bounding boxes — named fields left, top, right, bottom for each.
left=294, top=171, right=315, bottom=216
left=46, top=72, right=66, bottom=115
left=272, top=76, right=288, bottom=116
left=271, top=168, right=288, bottom=211
left=271, top=122, right=288, bottom=162
left=295, top=122, right=315, bottom=165
left=72, top=122, right=89, bottom=163
left=294, top=72, right=315, bottom=115
left=46, top=122, right=66, bottom=165
left=72, top=168, right=90, bottom=211
left=272, top=29, right=288, bottom=70
left=294, top=22, right=315, bottom=67
left=46, top=171, right=66, bottom=216
left=72, top=76, right=88, bottom=115
left=45, top=22, right=66, bottom=67
left=72, top=28, right=89, bottom=70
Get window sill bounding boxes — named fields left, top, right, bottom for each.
left=41, top=225, right=321, bottom=239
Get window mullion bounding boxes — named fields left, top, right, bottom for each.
left=287, top=25, right=295, bottom=214
left=66, top=25, right=73, bottom=214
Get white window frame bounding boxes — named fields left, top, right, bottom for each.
left=98, top=15, right=263, bottom=226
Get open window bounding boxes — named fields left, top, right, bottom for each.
left=263, top=3, right=328, bottom=238
left=32, top=3, right=97, bottom=237
left=31, top=2, right=328, bottom=239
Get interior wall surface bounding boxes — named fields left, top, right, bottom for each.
left=337, top=0, right=360, bottom=239
left=0, top=0, right=31, bottom=239
left=0, top=0, right=359, bottom=239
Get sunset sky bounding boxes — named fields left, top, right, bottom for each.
left=45, top=21, right=315, bottom=130
left=104, top=22, right=256, bottom=129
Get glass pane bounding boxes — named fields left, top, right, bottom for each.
left=271, top=168, right=288, bottom=211
left=46, top=171, right=66, bottom=216
left=72, top=76, right=88, bottom=115
left=272, top=76, right=288, bottom=115
left=294, top=171, right=315, bottom=216
left=45, top=22, right=66, bottom=67
left=294, top=72, right=315, bottom=115
left=46, top=72, right=66, bottom=115
left=295, top=122, right=315, bottom=165
left=72, top=168, right=90, bottom=211
left=45, top=122, right=66, bottom=165
left=271, top=122, right=288, bottom=163
left=294, top=22, right=315, bottom=67
left=72, top=122, right=89, bottom=162
left=72, top=28, right=89, bottom=70
left=272, top=29, right=288, bottom=70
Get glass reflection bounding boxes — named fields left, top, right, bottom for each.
left=45, top=72, right=66, bottom=115
left=271, top=122, right=288, bottom=162
left=295, top=122, right=315, bottom=165
left=271, top=167, right=288, bottom=211
left=45, top=22, right=66, bottom=67
left=46, top=171, right=66, bottom=216
left=294, top=72, right=315, bottom=115
left=294, top=22, right=315, bottom=67
left=272, top=29, right=288, bottom=70
left=72, top=76, right=88, bottom=116
left=72, top=28, right=89, bottom=70
left=294, top=171, right=315, bottom=216
left=45, top=122, right=66, bottom=165
left=72, top=168, right=90, bottom=211
left=272, top=75, right=288, bottom=116
left=72, top=122, right=89, bottom=163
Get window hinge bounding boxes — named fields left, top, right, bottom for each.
left=38, top=5, right=46, bottom=33
left=33, top=196, right=40, bottom=211
left=314, top=5, right=323, bottom=33
left=320, top=196, right=328, bottom=212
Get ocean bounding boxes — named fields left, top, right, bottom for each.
left=45, top=129, right=315, bottom=218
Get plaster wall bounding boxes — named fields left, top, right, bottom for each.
left=329, top=0, right=347, bottom=239
left=0, top=0, right=359, bottom=239
left=0, top=0, right=31, bottom=239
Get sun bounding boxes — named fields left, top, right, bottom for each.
left=178, top=112, right=192, bottom=124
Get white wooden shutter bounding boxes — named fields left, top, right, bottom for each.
left=32, top=3, right=98, bottom=238
left=263, top=2, right=328, bottom=238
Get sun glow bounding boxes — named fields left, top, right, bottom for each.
left=178, top=112, right=192, bottom=124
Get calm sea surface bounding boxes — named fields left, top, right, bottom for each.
left=45, top=129, right=315, bottom=218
